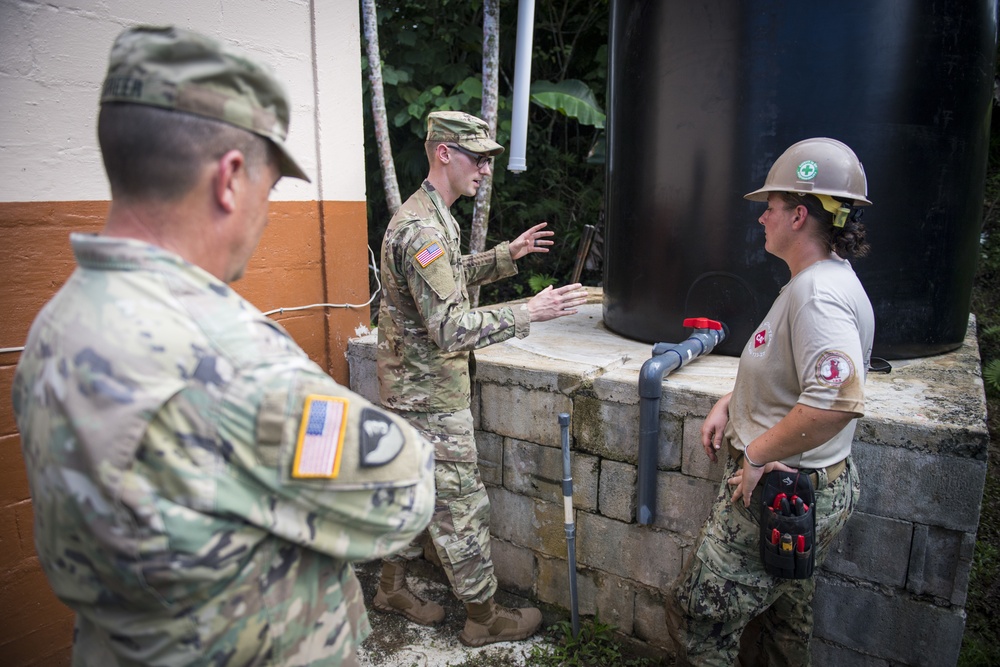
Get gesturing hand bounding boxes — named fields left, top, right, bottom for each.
left=509, top=222, right=555, bottom=260
left=526, top=283, right=589, bottom=322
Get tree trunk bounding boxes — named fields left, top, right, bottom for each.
left=361, top=0, right=401, bottom=215
left=469, top=0, right=500, bottom=307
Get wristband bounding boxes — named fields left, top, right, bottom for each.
left=743, top=444, right=766, bottom=468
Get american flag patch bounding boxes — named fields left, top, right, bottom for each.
left=292, top=395, right=349, bottom=478
left=415, top=241, right=445, bottom=267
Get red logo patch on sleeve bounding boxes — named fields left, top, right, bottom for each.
left=815, top=351, right=855, bottom=387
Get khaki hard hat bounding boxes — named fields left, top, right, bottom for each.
left=101, top=25, right=310, bottom=182
left=744, top=137, right=871, bottom=207
left=426, top=110, right=504, bottom=156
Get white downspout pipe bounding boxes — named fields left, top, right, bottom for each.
left=508, top=0, right=535, bottom=173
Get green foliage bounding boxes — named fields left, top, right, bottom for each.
left=984, top=358, right=1000, bottom=395
left=530, top=79, right=606, bottom=129
left=527, top=617, right=654, bottom=667
left=362, top=0, right=610, bottom=307
left=959, top=471, right=1000, bottom=666
left=528, top=273, right=557, bottom=293
left=961, top=43, right=1000, bottom=665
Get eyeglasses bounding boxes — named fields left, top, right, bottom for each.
left=446, top=144, right=493, bottom=169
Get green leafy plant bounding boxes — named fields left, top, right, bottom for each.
left=528, top=617, right=654, bottom=667
left=529, top=273, right=558, bottom=293
left=530, top=79, right=606, bottom=128
left=984, top=358, right=1000, bottom=395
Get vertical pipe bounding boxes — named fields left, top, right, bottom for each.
left=559, top=412, right=580, bottom=638
left=508, top=0, right=535, bottom=173
left=637, top=321, right=726, bottom=525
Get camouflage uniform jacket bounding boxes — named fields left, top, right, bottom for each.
left=377, top=181, right=531, bottom=413
left=12, top=233, right=435, bottom=667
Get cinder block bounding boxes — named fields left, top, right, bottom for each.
left=491, top=538, right=536, bottom=597
left=479, top=383, right=571, bottom=448
left=634, top=586, right=673, bottom=651
left=852, top=442, right=986, bottom=532
left=573, top=394, right=681, bottom=469
left=535, top=555, right=635, bottom=634
left=574, top=394, right=637, bottom=462
left=503, top=438, right=599, bottom=511
left=854, top=400, right=988, bottom=459
left=651, top=472, right=717, bottom=538
left=346, top=336, right=378, bottom=404
left=659, top=386, right=723, bottom=418
left=537, top=553, right=598, bottom=616
left=813, top=576, right=965, bottom=666
left=905, top=524, right=975, bottom=606
left=599, top=460, right=637, bottom=522
left=812, top=639, right=892, bottom=667
left=592, top=570, right=637, bottom=635
left=822, top=511, right=911, bottom=587
left=475, top=430, right=503, bottom=487
left=471, top=382, right=481, bottom=430
left=487, top=487, right=567, bottom=559
left=681, top=416, right=727, bottom=482
left=577, top=511, right=684, bottom=589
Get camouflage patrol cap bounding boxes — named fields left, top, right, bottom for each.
left=101, top=25, right=310, bottom=182
left=426, top=110, right=504, bottom=156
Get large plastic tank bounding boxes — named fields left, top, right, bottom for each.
left=604, top=0, right=997, bottom=358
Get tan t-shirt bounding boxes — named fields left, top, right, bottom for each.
left=725, top=257, right=874, bottom=468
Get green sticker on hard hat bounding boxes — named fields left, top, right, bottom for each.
left=796, top=160, right=818, bottom=180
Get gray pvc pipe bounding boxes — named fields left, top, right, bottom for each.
left=508, top=0, right=535, bottom=173
left=637, top=324, right=727, bottom=525
left=559, top=412, right=580, bottom=638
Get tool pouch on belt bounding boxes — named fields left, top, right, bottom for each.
left=758, top=470, right=816, bottom=579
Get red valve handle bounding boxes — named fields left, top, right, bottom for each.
left=682, top=317, right=723, bottom=330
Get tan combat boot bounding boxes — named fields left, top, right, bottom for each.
left=458, top=597, right=543, bottom=647
left=372, top=561, right=445, bottom=625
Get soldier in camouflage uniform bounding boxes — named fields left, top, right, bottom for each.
left=374, top=110, right=589, bottom=646
left=12, top=26, right=435, bottom=667
left=665, top=139, right=874, bottom=666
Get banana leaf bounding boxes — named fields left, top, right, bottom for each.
left=529, top=79, right=606, bottom=129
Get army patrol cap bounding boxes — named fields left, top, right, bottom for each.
left=426, top=110, right=504, bottom=156
left=101, top=25, right=310, bottom=182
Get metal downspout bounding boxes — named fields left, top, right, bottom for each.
left=637, top=319, right=727, bottom=525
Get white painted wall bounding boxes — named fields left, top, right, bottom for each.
left=0, top=0, right=366, bottom=203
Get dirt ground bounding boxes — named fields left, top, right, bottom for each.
left=353, top=558, right=558, bottom=667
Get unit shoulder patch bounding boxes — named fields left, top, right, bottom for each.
left=359, top=407, right=405, bottom=467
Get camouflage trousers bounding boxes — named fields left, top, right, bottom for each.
left=385, top=410, right=497, bottom=603
left=666, top=455, right=860, bottom=667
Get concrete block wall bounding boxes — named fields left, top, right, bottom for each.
left=348, top=301, right=988, bottom=666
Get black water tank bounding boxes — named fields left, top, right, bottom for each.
left=604, top=0, right=997, bottom=358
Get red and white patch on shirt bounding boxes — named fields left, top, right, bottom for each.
left=815, top=350, right=855, bottom=387
left=748, top=322, right=771, bottom=358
